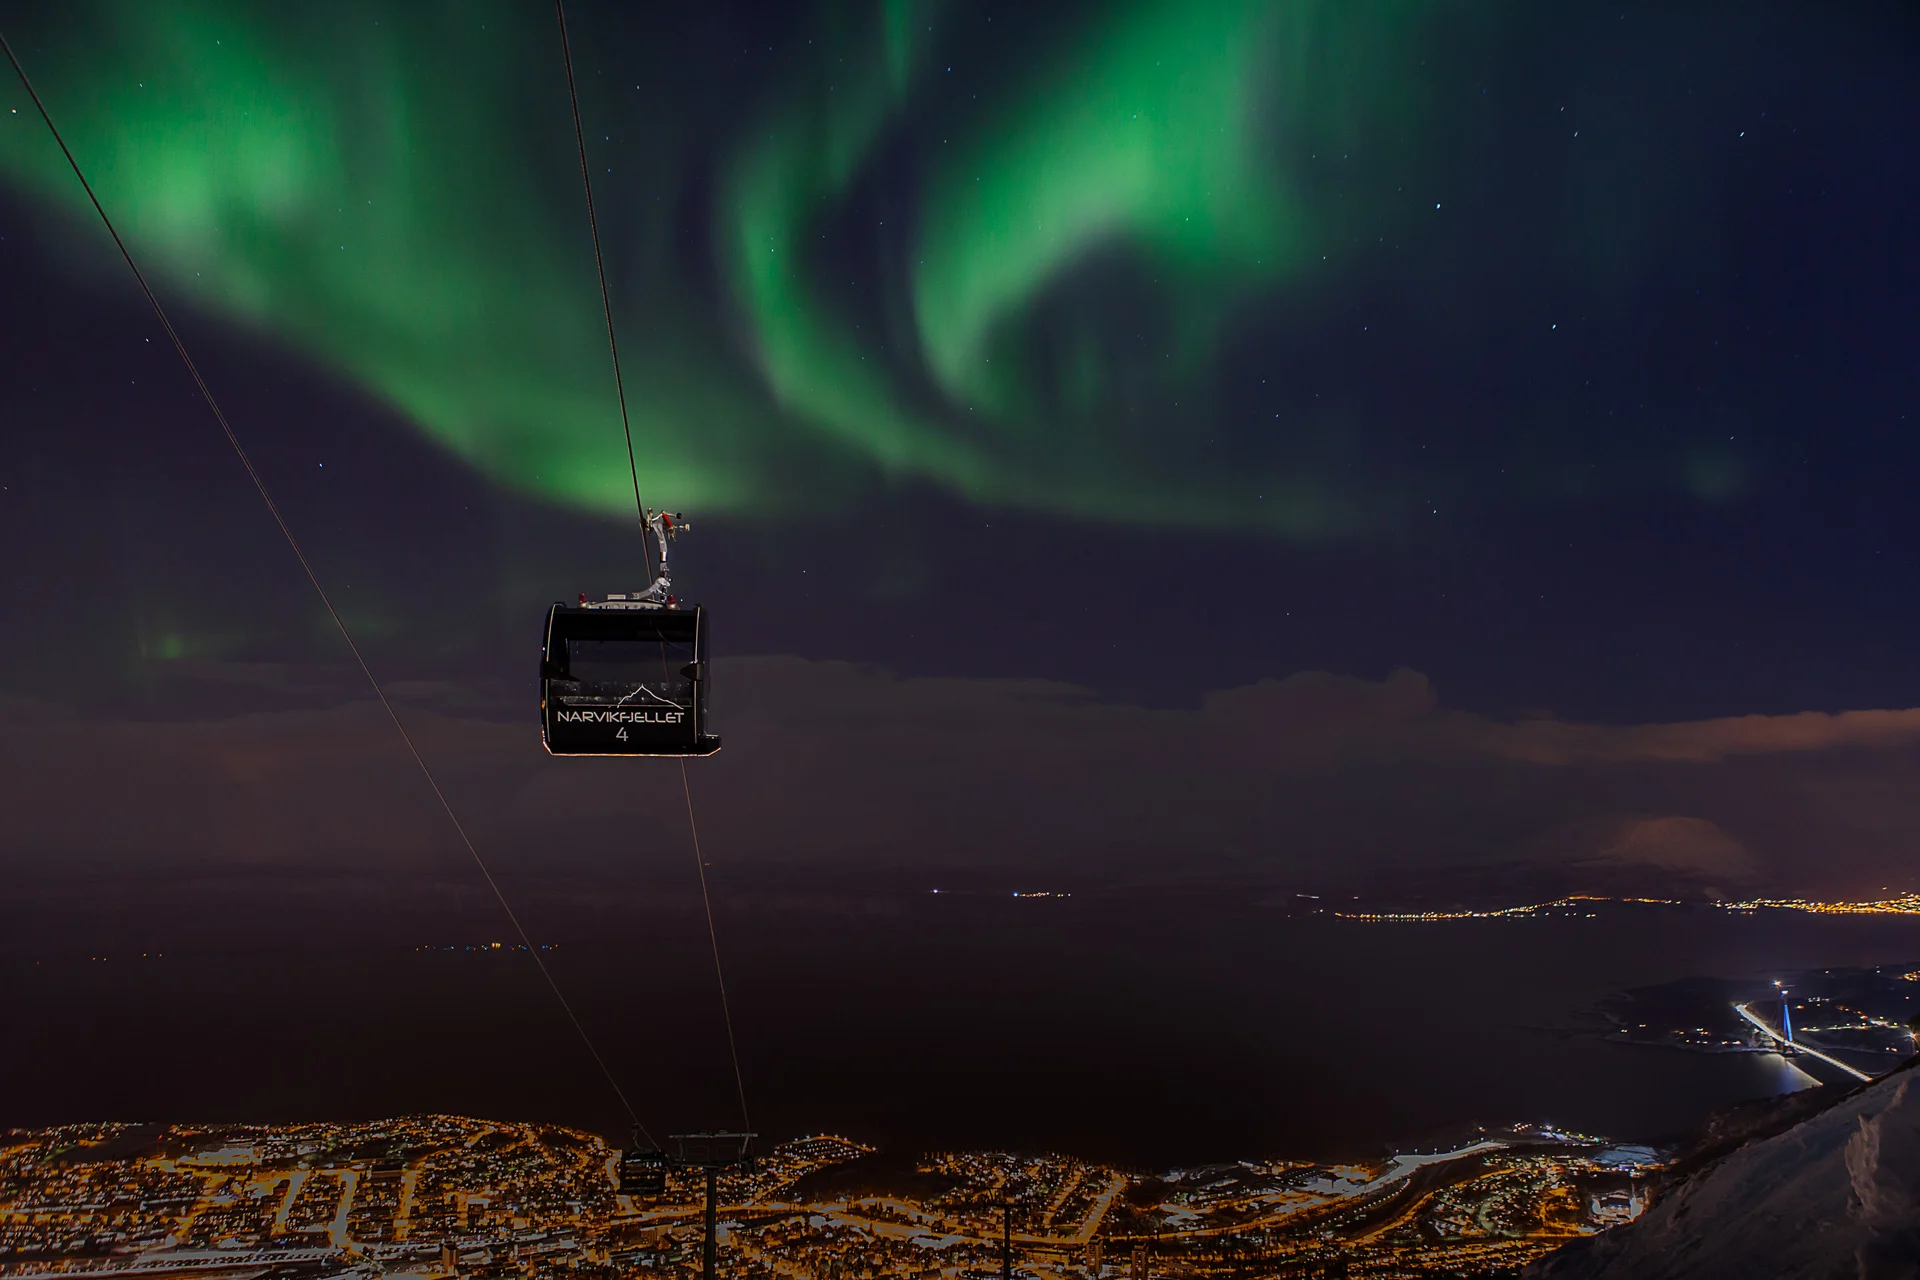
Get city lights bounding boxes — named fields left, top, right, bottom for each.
left=0, top=1117, right=1655, bottom=1279
left=1333, top=893, right=1920, bottom=924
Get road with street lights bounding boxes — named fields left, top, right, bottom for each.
left=1732, top=1002, right=1874, bottom=1082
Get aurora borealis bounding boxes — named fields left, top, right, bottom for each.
left=7, top=0, right=1880, bottom=535
left=9, top=0, right=1920, bottom=1192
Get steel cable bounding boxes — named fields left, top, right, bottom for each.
left=551, top=0, right=653, bottom=585
left=552, top=0, right=753, bottom=1134
left=1, top=26, right=653, bottom=1148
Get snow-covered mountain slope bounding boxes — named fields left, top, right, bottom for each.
left=1530, top=1063, right=1920, bottom=1279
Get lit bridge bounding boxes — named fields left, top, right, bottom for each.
left=1732, top=1003, right=1874, bottom=1082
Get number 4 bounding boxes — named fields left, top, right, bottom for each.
left=616, top=727, right=629, bottom=742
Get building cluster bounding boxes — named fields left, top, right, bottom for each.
left=2, top=1116, right=1659, bottom=1280
left=1335, top=891, right=1920, bottom=924
left=1330, top=895, right=1670, bottom=922
left=1720, top=892, right=1920, bottom=916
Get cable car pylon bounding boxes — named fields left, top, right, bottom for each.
left=672, top=1132, right=756, bottom=1280
left=615, top=1130, right=755, bottom=1280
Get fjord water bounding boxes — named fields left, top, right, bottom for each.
left=7, top=892, right=1917, bottom=1167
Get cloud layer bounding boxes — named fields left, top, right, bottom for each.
left=8, top=661, right=1920, bottom=913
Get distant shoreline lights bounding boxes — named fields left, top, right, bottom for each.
left=1332, top=893, right=1920, bottom=923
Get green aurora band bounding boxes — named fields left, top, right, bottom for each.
left=0, top=0, right=1455, bottom=533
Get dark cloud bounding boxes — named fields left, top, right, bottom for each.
left=1558, top=814, right=1761, bottom=900
left=8, top=660, right=1920, bottom=946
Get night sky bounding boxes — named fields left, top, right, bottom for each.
left=3, top=1, right=1920, bottom=1146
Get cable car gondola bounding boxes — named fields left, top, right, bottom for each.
left=618, top=1139, right=670, bottom=1195
left=541, top=510, right=720, bottom=757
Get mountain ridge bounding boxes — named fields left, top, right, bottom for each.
left=1528, top=1056, right=1920, bottom=1279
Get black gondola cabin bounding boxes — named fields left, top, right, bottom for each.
left=542, top=601, right=719, bottom=756
left=618, top=1146, right=669, bottom=1194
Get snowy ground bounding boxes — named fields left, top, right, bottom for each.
left=1530, top=1062, right=1920, bottom=1279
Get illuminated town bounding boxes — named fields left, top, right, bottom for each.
left=1331, top=892, right=1920, bottom=923
left=0, top=1118, right=1658, bottom=1280
left=1718, top=892, right=1920, bottom=916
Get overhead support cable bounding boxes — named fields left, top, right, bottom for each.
left=551, top=0, right=653, bottom=583
left=681, top=762, right=752, bottom=1132
left=1, top=27, right=653, bottom=1148
left=552, top=0, right=754, bottom=1135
